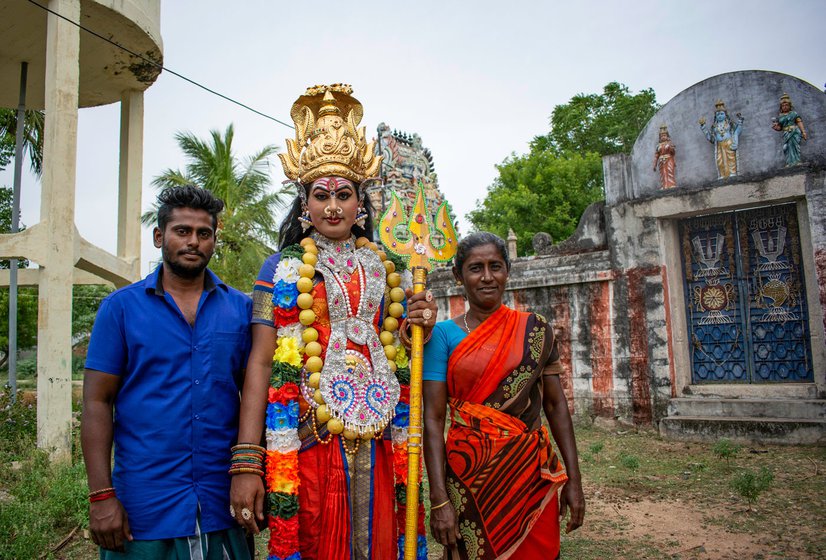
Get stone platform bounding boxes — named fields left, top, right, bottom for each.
left=659, top=397, right=826, bottom=445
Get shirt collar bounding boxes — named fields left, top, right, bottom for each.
left=145, top=265, right=225, bottom=296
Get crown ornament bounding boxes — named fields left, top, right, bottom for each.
left=279, top=84, right=382, bottom=185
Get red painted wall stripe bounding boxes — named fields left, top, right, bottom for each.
left=550, top=287, right=575, bottom=414
left=590, top=281, right=614, bottom=417
left=815, top=248, right=826, bottom=340
left=448, top=295, right=465, bottom=319
left=626, top=267, right=659, bottom=425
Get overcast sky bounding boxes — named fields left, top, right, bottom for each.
left=5, top=0, right=825, bottom=277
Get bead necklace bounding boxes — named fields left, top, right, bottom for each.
left=463, top=312, right=473, bottom=333
left=297, top=235, right=405, bottom=450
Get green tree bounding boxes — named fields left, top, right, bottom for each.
left=470, top=82, right=658, bottom=255
left=72, top=285, right=112, bottom=345
left=0, top=108, right=45, bottom=175
left=468, top=151, right=602, bottom=255
left=142, top=124, right=289, bottom=290
left=1, top=187, right=37, bottom=371
left=533, top=81, right=659, bottom=156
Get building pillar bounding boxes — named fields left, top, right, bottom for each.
left=36, top=0, right=80, bottom=460
left=117, top=90, right=144, bottom=262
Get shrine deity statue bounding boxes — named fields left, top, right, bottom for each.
left=653, top=124, right=677, bottom=188
left=771, top=93, right=808, bottom=166
left=699, top=100, right=744, bottom=179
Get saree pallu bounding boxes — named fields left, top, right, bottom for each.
left=445, top=306, right=567, bottom=560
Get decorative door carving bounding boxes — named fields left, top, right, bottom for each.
left=680, top=204, right=813, bottom=383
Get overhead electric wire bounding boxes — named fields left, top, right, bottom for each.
left=25, top=0, right=294, bottom=130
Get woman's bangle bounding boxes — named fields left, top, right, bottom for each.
left=431, top=499, right=451, bottom=511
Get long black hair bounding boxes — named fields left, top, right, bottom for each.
left=278, top=182, right=376, bottom=249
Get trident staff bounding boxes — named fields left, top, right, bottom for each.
left=380, top=182, right=458, bottom=560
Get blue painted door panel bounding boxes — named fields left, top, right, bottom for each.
left=680, top=204, right=813, bottom=384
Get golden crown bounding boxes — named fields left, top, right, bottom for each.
left=279, top=84, right=382, bottom=185
left=714, top=99, right=726, bottom=110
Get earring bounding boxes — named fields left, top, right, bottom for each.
left=298, top=207, right=313, bottom=232
left=355, top=206, right=368, bottom=228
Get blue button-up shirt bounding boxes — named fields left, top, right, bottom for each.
left=85, top=266, right=252, bottom=539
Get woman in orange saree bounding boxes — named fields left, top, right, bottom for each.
left=423, top=233, right=585, bottom=559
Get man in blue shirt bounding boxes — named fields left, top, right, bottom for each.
left=82, top=185, right=253, bottom=558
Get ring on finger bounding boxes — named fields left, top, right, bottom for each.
left=241, top=507, right=252, bottom=521
left=422, top=308, right=433, bottom=321
left=425, top=290, right=433, bottom=302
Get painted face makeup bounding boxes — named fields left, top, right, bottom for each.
left=306, top=176, right=360, bottom=240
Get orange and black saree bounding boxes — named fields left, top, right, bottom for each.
left=446, top=306, right=567, bottom=560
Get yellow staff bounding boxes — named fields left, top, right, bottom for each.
left=379, top=182, right=458, bottom=560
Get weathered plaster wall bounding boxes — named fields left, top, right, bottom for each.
left=429, top=231, right=664, bottom=423
left=805, top=172, right=826, bottom=343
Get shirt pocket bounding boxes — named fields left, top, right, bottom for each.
left=209, top=331, right=247, bottom=389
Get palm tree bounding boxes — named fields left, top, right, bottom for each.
left=143, top=124, right=291, bottom=290
left=0, top=108, right=45, bottom=175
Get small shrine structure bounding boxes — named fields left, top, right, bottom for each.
left=429, top=70, right=826, bottom=444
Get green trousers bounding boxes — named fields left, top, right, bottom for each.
left=99, top=525, right=252, bottom=560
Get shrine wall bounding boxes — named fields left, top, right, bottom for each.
left=427, top=70, right=826, bottom=426
left=616, top=70, right=826, bottom=203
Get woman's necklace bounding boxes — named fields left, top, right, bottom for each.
left=463, top=313, right=473, bottom=333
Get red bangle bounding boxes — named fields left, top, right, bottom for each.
left=89, top=490, right=116, bottom=503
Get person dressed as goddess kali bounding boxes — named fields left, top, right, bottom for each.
left=229, top=84, right=437, bottom=560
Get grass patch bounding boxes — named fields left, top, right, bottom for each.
left=562, top=421, right=826, bottom=559
left=0, top=388, right=88, bottom=560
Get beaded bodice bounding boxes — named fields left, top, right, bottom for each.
left=309, top=233, right=400, bottom=434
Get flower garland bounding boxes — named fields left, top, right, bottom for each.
left=266, top=242, right=305, bottom=560
left=265, top=237, right=425, bottom=560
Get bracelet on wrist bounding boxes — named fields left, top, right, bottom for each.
left=89, top=490, right=116, bottom=503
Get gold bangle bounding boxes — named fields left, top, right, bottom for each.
left=431, top=499, right=450, bottom=510
left=231, top=443, right=265, bottom=453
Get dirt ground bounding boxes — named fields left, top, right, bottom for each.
left=580, top=495, right=767, bottom=559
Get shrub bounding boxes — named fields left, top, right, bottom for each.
left=730, top=466, right=774, bottom=510
left=620, top=453, right=640, bottom=472
left=0, top=388, right=88, bottom=559
left=713, top=439, right=741, bottom=467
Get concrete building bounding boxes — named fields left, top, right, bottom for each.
left=0, top=0, right=163, bottom=459
left=429, top=70, right=826, bottom=444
